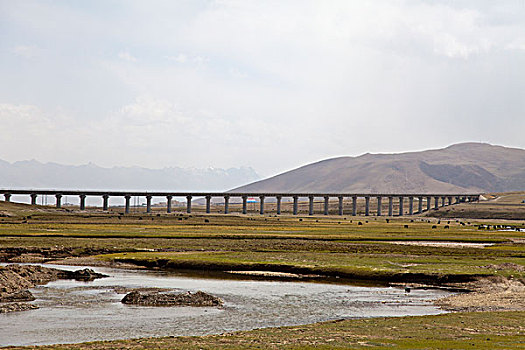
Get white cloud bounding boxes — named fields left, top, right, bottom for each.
left=11, top=45, right=41, bottom=59
left=1, top=1, right=524, bottom=176
left=118, top=51, right=137, bottom=62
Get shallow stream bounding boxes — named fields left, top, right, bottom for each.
left=0, top=264, right=452, bottom=346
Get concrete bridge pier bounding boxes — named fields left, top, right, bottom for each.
left=124, top=195, right=131, bottom=214
left=259, top=196, right=265, bottom=214
left=447, top=196, right=452, bottom=206
left=166, top=195, right=172, bottom=213
left=241, top=196, right=247, bottom=214
left=103, top=195, right=109, bottom=211
left=206, top=196, right=212, bottom=214
left=55, top=194, right=62, bottom=208
left=398, top=196, right=404, bottom=216
left=187, top=196, right=193, bottom=214
left=79, top=194, right=86, bottom=210
left=293, top=196, right=298, bottom=215
left=426, top=196, right=431, bottom=211
left=224, top=196, right=229, bottom=214
left=441, top=196, right=446, bottom=207
left=338, top=196, right=343, bottom=215
left=324, top=196, right=329, bottom=215
left=308, top=196, right=314, bottom=215
left=146, top=196, right=152, bottom=213
left=434, top=196, right=439, bottom=209
left=352, top=196, right=357, bottom=216
left=376, top=196, right=382, bottom=216
left=4, top=193, right=11, bottom=202
left=408, top=196, right=414, bottom=215
left=365, top=196, right=370, bottom=216
left=31, top=193, right=37, bottom=206
left=276, top=196, right=282, bottom=215
left=455, top=196, right=460, bottom=204
left=388, top=196, right=393, bottom=216
left=418, top=196, right=423, bottom=214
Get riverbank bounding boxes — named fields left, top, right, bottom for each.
left=7, top=311, right=525, bottom=349
left=0, top=264, right=106, bottom=313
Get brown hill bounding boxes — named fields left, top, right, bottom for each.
left=231, top=143, right=525, bottom=194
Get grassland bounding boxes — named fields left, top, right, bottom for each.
left=1, top=199, right=524, bottom=349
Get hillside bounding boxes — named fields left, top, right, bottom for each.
left=231, top=143, right=525, bottom=194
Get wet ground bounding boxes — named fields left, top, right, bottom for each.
left=0, top=264, right=452, bottom=347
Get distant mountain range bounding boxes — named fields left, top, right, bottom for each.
left=0, top=160, right=259, bottom=192
left=2, top=143, right=524, bottom=195
left=231, top=143, right=525, bottom=194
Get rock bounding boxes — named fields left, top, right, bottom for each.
left=0, top=289, right=35, bottom=303
left=0, top=264, right=108, bottom=313
left=121, top=290, right=223, bottom=307
left=61, top=268, right=108, bottom=281
left=0, top=302, right=38, bottom=314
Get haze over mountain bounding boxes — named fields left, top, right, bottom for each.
left=231, top=143, right=525, bottom=194
left=0, top=160, right=259, bottom=192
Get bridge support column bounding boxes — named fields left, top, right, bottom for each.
left=408, top=197, right=413, bottom=215
left=166, top=196, right=172, bottom=213
left=377, top=196, right=382, bottom=216
left=427, top=196, right=432, bottom=211
left=31, top=193, right=37, bottom=206
left=308, top=196, right=314, bottom=216
left=259, top=196, right=265, bottom=215
left=55, top=194, right=62, bottom=208
left=434, top=197, right=439, bottom=209
left=447, top=196, right=452, bottom=206
left=293, top=196, right=298, bottom=215
left=124, top=195, right=130, bottom=214
left=4, top=193, right=11, bottom=202
left=441, top=196, right=446, bottom=207
left=338, top=196, right=343, bottom=216
left=365, top=196, right=370, bottom=216
left=418, top=196, right=423, bottom=214
left=206, top=196, right=212, bottom=214
left=324, top=196, right=329, bottom=215
left=398, top=196, right=404, bottom=216
left=187, top=196, right=192, bottom=214
left=79, top=194, right=86, bottom=210
left=388, top=196, right=393, bottom=216
left=224, top=196, right=229, bottom=214
left=241, top=196, right=247, bottom=214
left=456, top=196, right=460, bottom=204
left=146, top=196, right=152, bottom=213
left=276, top=196, right=282, bottom=215
left=103, top=195, right=109, bottom=211
left=352, top=196, right=357, bottom=216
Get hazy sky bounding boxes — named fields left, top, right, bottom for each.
left=1, top=0, right=524, bottom=177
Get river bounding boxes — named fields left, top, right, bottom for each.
left=0, top=264, right=452, bottom=346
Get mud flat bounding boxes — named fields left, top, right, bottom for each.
left=436, top=275, right=525, bottom=312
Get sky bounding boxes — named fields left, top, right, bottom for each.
left=1, top=0, right=524, bottom=177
